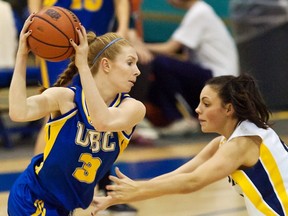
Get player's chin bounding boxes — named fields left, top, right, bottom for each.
left=199, top=125, right=211, bottom=133
left=124, top=84, right=133, bottom=92
left=200, top=126, right=206, bottom=133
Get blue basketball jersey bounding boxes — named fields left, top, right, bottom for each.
left=43, top=0, right=115, bottom=35
left=8, top=86, right=135, bottom=214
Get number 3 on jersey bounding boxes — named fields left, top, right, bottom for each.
left=73, top=153, right=101, bottom=183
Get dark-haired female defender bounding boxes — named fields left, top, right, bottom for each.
left=93, top=74, right=288, bottom=216
left=8, top=14, right=145, bottom=215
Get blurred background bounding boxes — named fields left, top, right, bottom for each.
left=1, top=0, right=288, bottom=215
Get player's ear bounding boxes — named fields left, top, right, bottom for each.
left=225, top=103, right=234, bottom=115
left=101, top=58, right=111, bottom=72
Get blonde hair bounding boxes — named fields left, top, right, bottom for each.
left=40, top=32, right=132, bottom=92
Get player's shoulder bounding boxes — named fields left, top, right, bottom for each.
left=123, top=96, right=145, bottom=107
left=230, top=136, right=262, bottom=146
left=42, top=86, right=75, bottom=102
left=210, top=136, right=223, bottom=145
left=43, top=86, right=75, bottom=95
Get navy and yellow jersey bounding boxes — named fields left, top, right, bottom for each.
left=40, top=0, right=116, bottom=87
left=224, top=120, right=288, bottom=215
left=29, top=87, right=134, bottom=210
left=43, top=0, right=115, bottom=35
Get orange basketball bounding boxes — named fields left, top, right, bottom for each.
left=28, top=6, right=81, bottom=62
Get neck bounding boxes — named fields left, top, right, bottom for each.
left=222, top=119, right=240, bottom=139
left=95, top=76, right=117, bottom=106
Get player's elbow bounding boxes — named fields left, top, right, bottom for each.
left=9, top=106, right=28, bottom=122
left=9, top=111, right=25, bottom=122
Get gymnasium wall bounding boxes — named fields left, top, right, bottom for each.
left=141, top=0, right=231, bottom=42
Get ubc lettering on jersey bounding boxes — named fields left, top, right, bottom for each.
left=227, top=121, right=288, bottom=216
left=80, top=90, right=132, bottom=153
left=33, top=87, right=134, bottom=210
left=75, top=122, right=116, bottom=153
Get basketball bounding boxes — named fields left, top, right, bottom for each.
left=28, top=6, right=81, bottom=62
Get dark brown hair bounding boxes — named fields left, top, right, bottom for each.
left=206, top=74, right=271, bottom=129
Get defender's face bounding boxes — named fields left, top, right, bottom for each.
left=195, top=85, right=227, bottom=134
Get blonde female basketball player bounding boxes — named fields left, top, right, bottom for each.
left=8, top=14, right=145, bottom=215
left=93, top=74, right=288, bottom=215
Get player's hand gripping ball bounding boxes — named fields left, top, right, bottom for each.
left=28, top=6, right=81, bottom=62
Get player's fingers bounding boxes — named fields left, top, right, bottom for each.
left=107, top=191, right=124, bottom=200
left=69, top=38, right=77, bottom=47
left=76, top=26, right=83, bottom=41
left=75, top=26, right=87, bottom=46
left=115, top=167, right=127, bottom=179
left=108, top=175, right=121, bottom=185
left=21, top=13, right=34, bottom=35
left=79, top=23, right=87, bottom=36
left=25, top=12, right=35, bottom=23
left=107, top=182, right=125, bottom=193
left=107, top=191, right=119, bottom=198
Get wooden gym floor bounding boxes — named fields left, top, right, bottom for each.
left=1, top=113, right=288, bottom=216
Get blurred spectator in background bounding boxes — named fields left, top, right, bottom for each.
left=125, top=24, right=159, bottom=144
left=229, top=0, right=288, bottom=111
left=142, top=0, right=239, bottom=136
left=0, top=0, right=18, bottom=68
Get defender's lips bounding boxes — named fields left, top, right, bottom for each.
left=129, top=80, right=136, bottom=85
left=198, top=119, right=206, bottom=124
